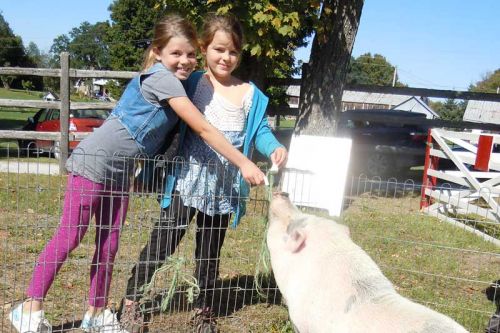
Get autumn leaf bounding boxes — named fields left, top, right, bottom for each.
left=250, top=44, right=262, bottom=56
left=272, top=17, right=282, bottom=28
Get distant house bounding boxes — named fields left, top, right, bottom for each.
left=286, top=86, right=438, bottom=119
left=93, top=79, right=109, bottom=96
left=463, top=100, right=500, bottom=125
left=42, top=91, right=59, bottom=101
left=391, top=96, right=439, bottom=119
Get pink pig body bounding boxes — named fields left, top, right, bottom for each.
left=266, top=193, right=468, bottom=333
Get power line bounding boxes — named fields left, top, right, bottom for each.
left=0, top=40, right=487, bottom=91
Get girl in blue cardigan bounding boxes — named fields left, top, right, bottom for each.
left=120, top=14, right=287, bottom=333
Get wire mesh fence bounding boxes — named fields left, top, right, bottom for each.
left=0, top=146, right=499, bottom=332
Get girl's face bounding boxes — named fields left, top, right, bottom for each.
left=203, top=30, right=240, bottom=80
left=154, top=36, right=197, bottom=80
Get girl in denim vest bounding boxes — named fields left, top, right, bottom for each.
left=9, top=14, right=266, bottom=333
left=120, top=13, right=288, bottom=333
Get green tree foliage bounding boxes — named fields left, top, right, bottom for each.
left=469, top=69, right=500, bottom=93
left=49, top=21, right=111, bottom=69
left=347, top=53, right=404, bottom=86
left=108, top=0, right=164, bottom=71
left=428, top=69, right=499, bottom=122
left=26, top=42, right=51, bottom=90
left=0, top=13, right=26, bottom=67
left=429, top=99, right=466, bottom=121
left=21, top=79, right=35, bottom=94
left=26, top=42, right=46, bottom=67
left=0, top=13, right=39, bottom=89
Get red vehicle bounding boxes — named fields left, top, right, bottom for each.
left=19, top=108, right=110, bottom=157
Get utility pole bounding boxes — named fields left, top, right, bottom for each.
left=392, top=66, right=397, bottom=87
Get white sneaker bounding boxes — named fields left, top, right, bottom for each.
left=80, top=309, right=123, bottom=332
left=8, top=303, right=52, bottom=333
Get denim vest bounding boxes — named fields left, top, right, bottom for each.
left=111, top=63, right=179, bottom=156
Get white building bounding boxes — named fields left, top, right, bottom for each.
left=463, top=100, right=500, bottom=125
left=286, top=86, right=438, bottom=119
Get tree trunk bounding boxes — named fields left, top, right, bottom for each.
left=295, top=0, right=364, bottom=136
left=1, top=76, right=11, bottom=89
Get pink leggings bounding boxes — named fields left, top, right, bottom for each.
left=26, top=174, right=129, bottom=307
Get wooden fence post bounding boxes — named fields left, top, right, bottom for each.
left=59, top=52, right=70, bottom=174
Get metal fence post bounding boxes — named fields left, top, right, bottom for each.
left=59, top=52, right=70, bottom=174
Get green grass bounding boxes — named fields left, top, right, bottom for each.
left=0, top=88, right=45, bottom=100
left=0, top=108, right=38, bottom=130
left=0, top=87, right=110, bottom=130
left=0, top=173, right=498, bottom=332
left=0, top=88, right=47, bottom=131
left=0, top=87, right=100, bottom=102
left=276, top=117, right=296, bottom=128
left=0, top=87, right=113, bottom=153
left=342, top=195, right=499, bottom=332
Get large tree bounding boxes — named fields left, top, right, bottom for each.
left=347, top=53, right=404, bottom=86
left=469, top=69, right=500, bottom=93
left=0, top=13, right=29, bottom=88
left=295, top=0, right=364, bottom=136
left=49, top=21, right=111, bottom=69
left=0, top=13, right=25, bottom=67
left=108, top=0, right=164, bottom=71
left=429, top=99, right=466, bottom=121
left=26, top=42, right=47, bottom=68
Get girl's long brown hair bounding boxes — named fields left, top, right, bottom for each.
left=199, top=13, right=244, bottom=53
left=142, top=14, right=198, bottom=71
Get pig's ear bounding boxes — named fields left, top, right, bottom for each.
left=285, top=229, right=307, bottom=253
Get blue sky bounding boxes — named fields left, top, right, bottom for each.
left=1, top=0, right=499, bottom=91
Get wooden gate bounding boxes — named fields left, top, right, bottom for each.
left=421, top=128, right=500, bottom=245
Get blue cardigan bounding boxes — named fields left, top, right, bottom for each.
left=161, top=71, right=283, bottom=227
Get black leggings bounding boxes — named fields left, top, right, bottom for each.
left=125, top=193, right=230, bottom=309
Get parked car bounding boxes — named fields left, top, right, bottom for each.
left=272, top=109, right=429, bottom=177
left=18, top=108, right=111, bottom=157
left=338, top=109, right=429, bottom=177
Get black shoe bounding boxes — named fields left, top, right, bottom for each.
left=119, top=301, right=145, bottom=333
left=190, top=307, right=218, bottom=333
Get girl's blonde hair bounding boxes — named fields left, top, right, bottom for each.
left=199, top=13, right=244, bottom=53
left=142, top=14, right=198, bottom=71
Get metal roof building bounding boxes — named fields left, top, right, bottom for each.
left=286, top=85, right=438, bottom=119
left=463, top=100, right=500, bottom=125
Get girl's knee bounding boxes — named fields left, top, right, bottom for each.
left=97, top=243, right=120, bottom=262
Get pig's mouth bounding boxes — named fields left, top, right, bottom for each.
left=269, top=192, right=298, bottom=223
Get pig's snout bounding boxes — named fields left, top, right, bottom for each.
left=269, top=191, right=299, bottom=226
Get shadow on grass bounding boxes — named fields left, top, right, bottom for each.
left=51, top=320, right=83, bottom=333
left=50, top=275, right=282, bottom=332
left=144, top=274, right=281, bottom=321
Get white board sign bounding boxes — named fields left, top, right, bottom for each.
left=280, top=134, right=352, bottom=216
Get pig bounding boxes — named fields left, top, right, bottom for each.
left=267, top=192, right=468, bottom=333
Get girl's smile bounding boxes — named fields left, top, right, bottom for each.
left=154, top=36, right=197, bottom=80
left=203, top=31, right=240, bottom=81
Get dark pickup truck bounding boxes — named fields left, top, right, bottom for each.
left=272, top=109, right=429, bottom=177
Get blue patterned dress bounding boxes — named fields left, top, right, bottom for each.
left=175, top=76, right=253, bottom=216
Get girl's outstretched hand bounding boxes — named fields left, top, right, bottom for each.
left=240, top=160, right=266, bottom=185
left=271, top=147, right=288, bottom=169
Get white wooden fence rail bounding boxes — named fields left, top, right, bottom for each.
left=421, top=128, right=500, bottom=246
